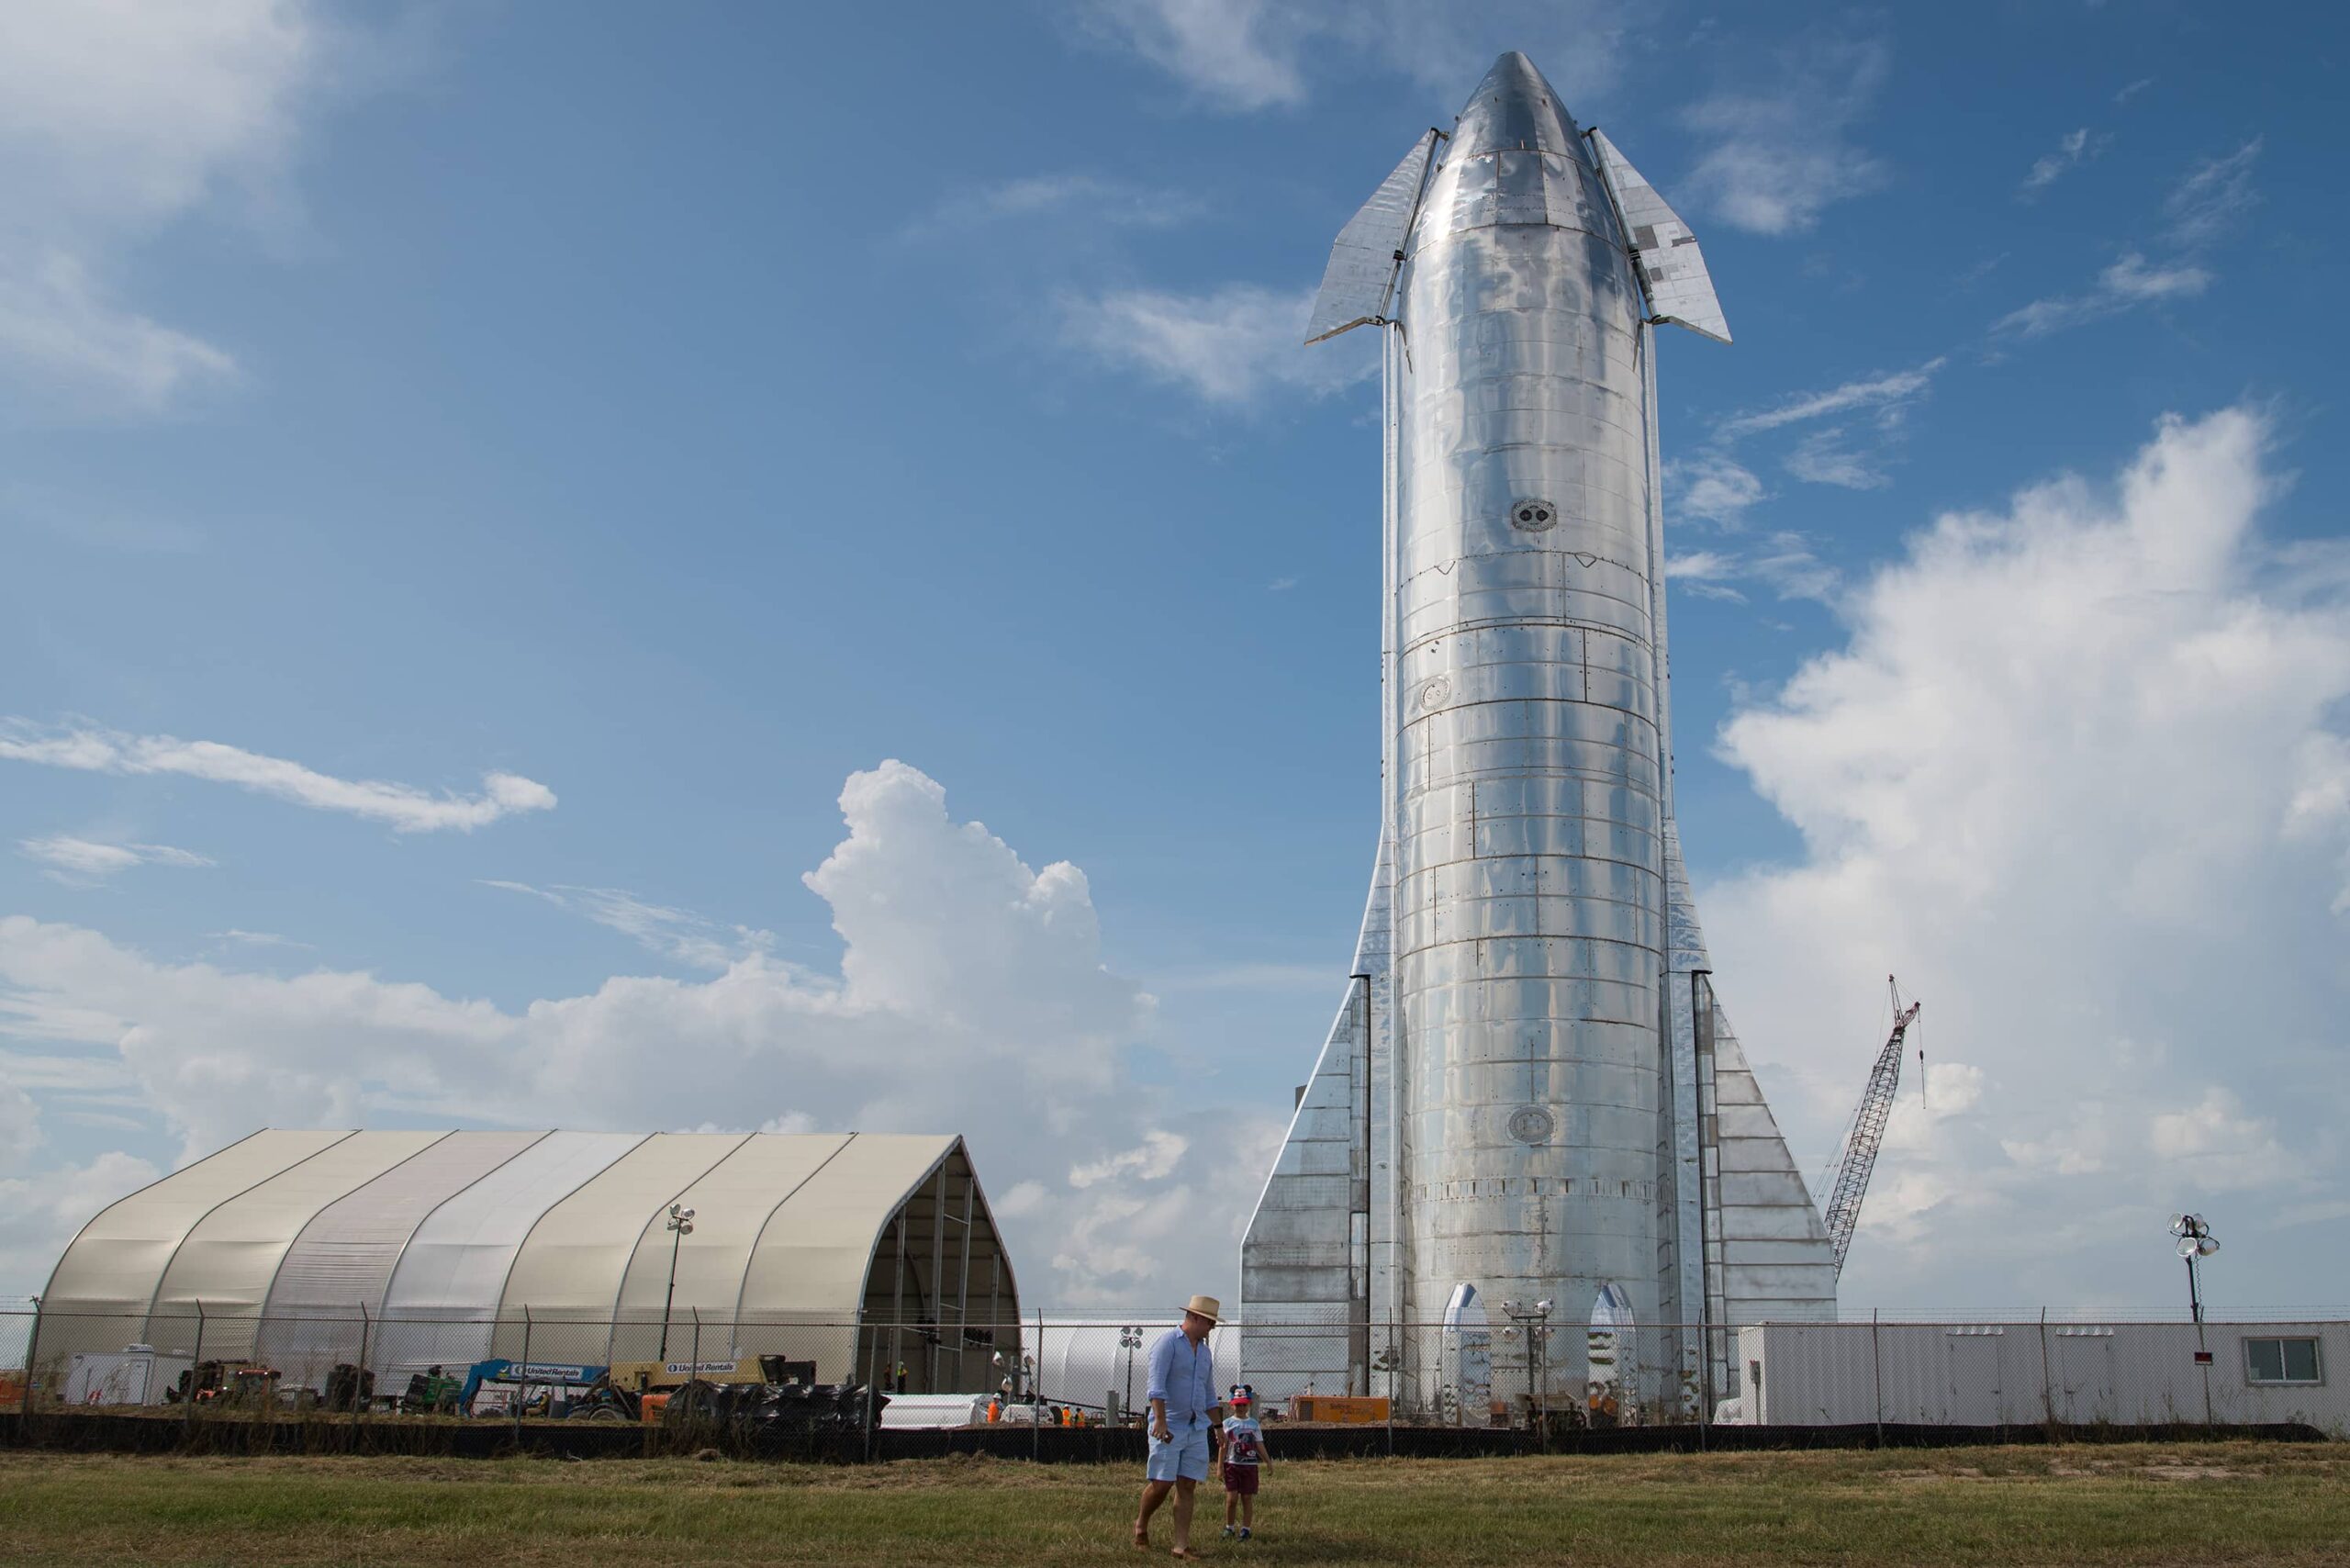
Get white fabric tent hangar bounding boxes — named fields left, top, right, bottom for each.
left=34, top=1129, right=1021, bottom=1395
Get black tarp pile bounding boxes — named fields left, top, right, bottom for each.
left=661, top=1379, right=886, bottom=1441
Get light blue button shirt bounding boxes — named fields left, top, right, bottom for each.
left=1145, top=1326, right=1215, bottom=1430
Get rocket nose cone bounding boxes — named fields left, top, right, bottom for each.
left=1454, top=50, right=1580, bottom=157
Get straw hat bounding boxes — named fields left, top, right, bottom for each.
left=1185, top=1294, right=1222, bottom=1324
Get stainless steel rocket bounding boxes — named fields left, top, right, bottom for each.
left=1240, top=52, right=1836, bottom=1417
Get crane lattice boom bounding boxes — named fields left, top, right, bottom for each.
left=1821, top=976, right=1922, bottom=1275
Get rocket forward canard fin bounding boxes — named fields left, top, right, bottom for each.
left=1588, top=129, right=1731, bottom=346
left=1304, top=131, right=1438, bottom=344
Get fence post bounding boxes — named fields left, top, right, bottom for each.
left=2038, top=1308, right=2054, bottom=1429
left=2200, top=1318, right=2215, bottom=1428
left=1033, top=1305, right=1044, bottom=1462
left=1870, top=1309, right=1885, bottom=1448
left=690, top=1308, right=702, bottom=1382
left=349, top=1303, right=370, bottom=1443
left=516, top=1308, right=532, bottom=1441
left=1695, top=1320, right=1707, bottom=1452
left=17, top=1296, right=39, bottom=1420
left=862, top=1311, right=878, bottom=1464
left=1384, top=1316, right=1394, bottom=1457
left=185, top=1300, right=207, bottom=1439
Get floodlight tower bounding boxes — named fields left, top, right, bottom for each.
left=2169, top=1214, right=2219, bottom=1325
left=657, top=1202, right=696, bottom=1360
left=1119, top=1325, right=1144, bottom=1420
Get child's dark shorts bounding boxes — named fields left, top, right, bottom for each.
left=1221, top=1462, right=1259, bottom=1495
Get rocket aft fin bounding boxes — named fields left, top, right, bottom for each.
left=1304, top=131, right=1439, bottom=344
left=1239, top=836, right=1391, bottom=1394
left=1588, top=129, right=1732, bottom=346
left=1662, top=824, right=1836, bottom=1327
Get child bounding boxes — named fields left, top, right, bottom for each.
left=1218, top=1383, right=1268, bottom=1540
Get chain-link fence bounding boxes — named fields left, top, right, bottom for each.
left=6, top=1305, right=2343, bottom=1439
left=6, top=1305, right=1021, bottom=1415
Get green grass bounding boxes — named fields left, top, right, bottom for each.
left=1, top=1444, right=2344, bottom=1565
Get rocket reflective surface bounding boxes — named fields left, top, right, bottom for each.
left=1241, top=52, right=1835, bottom=1415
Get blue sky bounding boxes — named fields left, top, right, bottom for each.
left=3, top=1, right=2347, bottom=1314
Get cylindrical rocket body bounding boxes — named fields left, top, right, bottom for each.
left=1389, top=59, right=1666, bottom=1353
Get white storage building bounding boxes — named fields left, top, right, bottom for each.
left=34, top=1128, right=1018, bottom=1397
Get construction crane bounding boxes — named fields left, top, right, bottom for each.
left=1819, top=976, right=1923, bottom=1275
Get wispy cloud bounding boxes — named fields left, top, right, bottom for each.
left=3, top=481, right=205, bottom=553
left=1994, top=140, right=2254, bottom=340
left=1154, top=960, right=1330, bottom=992
left=1785, top=428, right=1894, bottom=490
left=1663, top=535, right=1842, bottom=610
left=0, top=720, right=556, bottom=833
left=1072, top=0, right=1628, bottom=113
left=1953, top=252, right=2009, bottom=290
left=1673, top=359, right=1943, bottom=526
left=2164, top=137, right=2262, bottom=249
left=2114, top=77, right=2154, bottom=104
left=17, top=835, right=213, bottom=883
left=1667, top=454, right=1765, bottom=528
left=0, top=254, right=240, bottom=415
left=1660, top=536, right=1837, bottom=607
left=1715, top=359, right=1945, bottom=441
left=1062, top=284, right=1374, bottom=404
left=2019, top=127, right=2104, bottom=198
left=1069, top=1127, right=1186, bottom=1188
left=1683, top=35, right=1889, bottom=235
left=1993, top=252, right=2213, bottom=338
left=1078, top=0, right=1310, bottom=109
left=905, top=174, right=1202, bottom=241
left=481, top=880, right=768, bottom=971
left=1666, top=550, right=1738, bottom=580
left=1747, top=532, right=1841, bottom=603
left=208, top=929, right=311, bottom=950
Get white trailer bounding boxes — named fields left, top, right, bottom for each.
left=1727, top=1319, right=2348, bottom=1435
left=62, top=1347, right=192, bottom=1407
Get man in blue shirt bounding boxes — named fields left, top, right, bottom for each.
left=1133, top=1294, right=1219, bottom=1557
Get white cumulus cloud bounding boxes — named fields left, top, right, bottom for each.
left=0, top=1084, right=39, bottom=1170
left=0, top=1150, right=160, bottom=1298
left=0, top=0, right=326, bottom=415
left=0, top=760, right=1278, bottom=1305
left=1700, top=406, right=2350, bottom=1307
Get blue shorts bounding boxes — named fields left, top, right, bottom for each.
left=1146, top=1423, right=1212, bottom=1482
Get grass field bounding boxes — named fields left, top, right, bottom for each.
left=2, top=1444, right=2345, bottom=1565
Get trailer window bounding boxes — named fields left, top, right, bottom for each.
left=2243, top=1337, right=2322, bottom=1385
